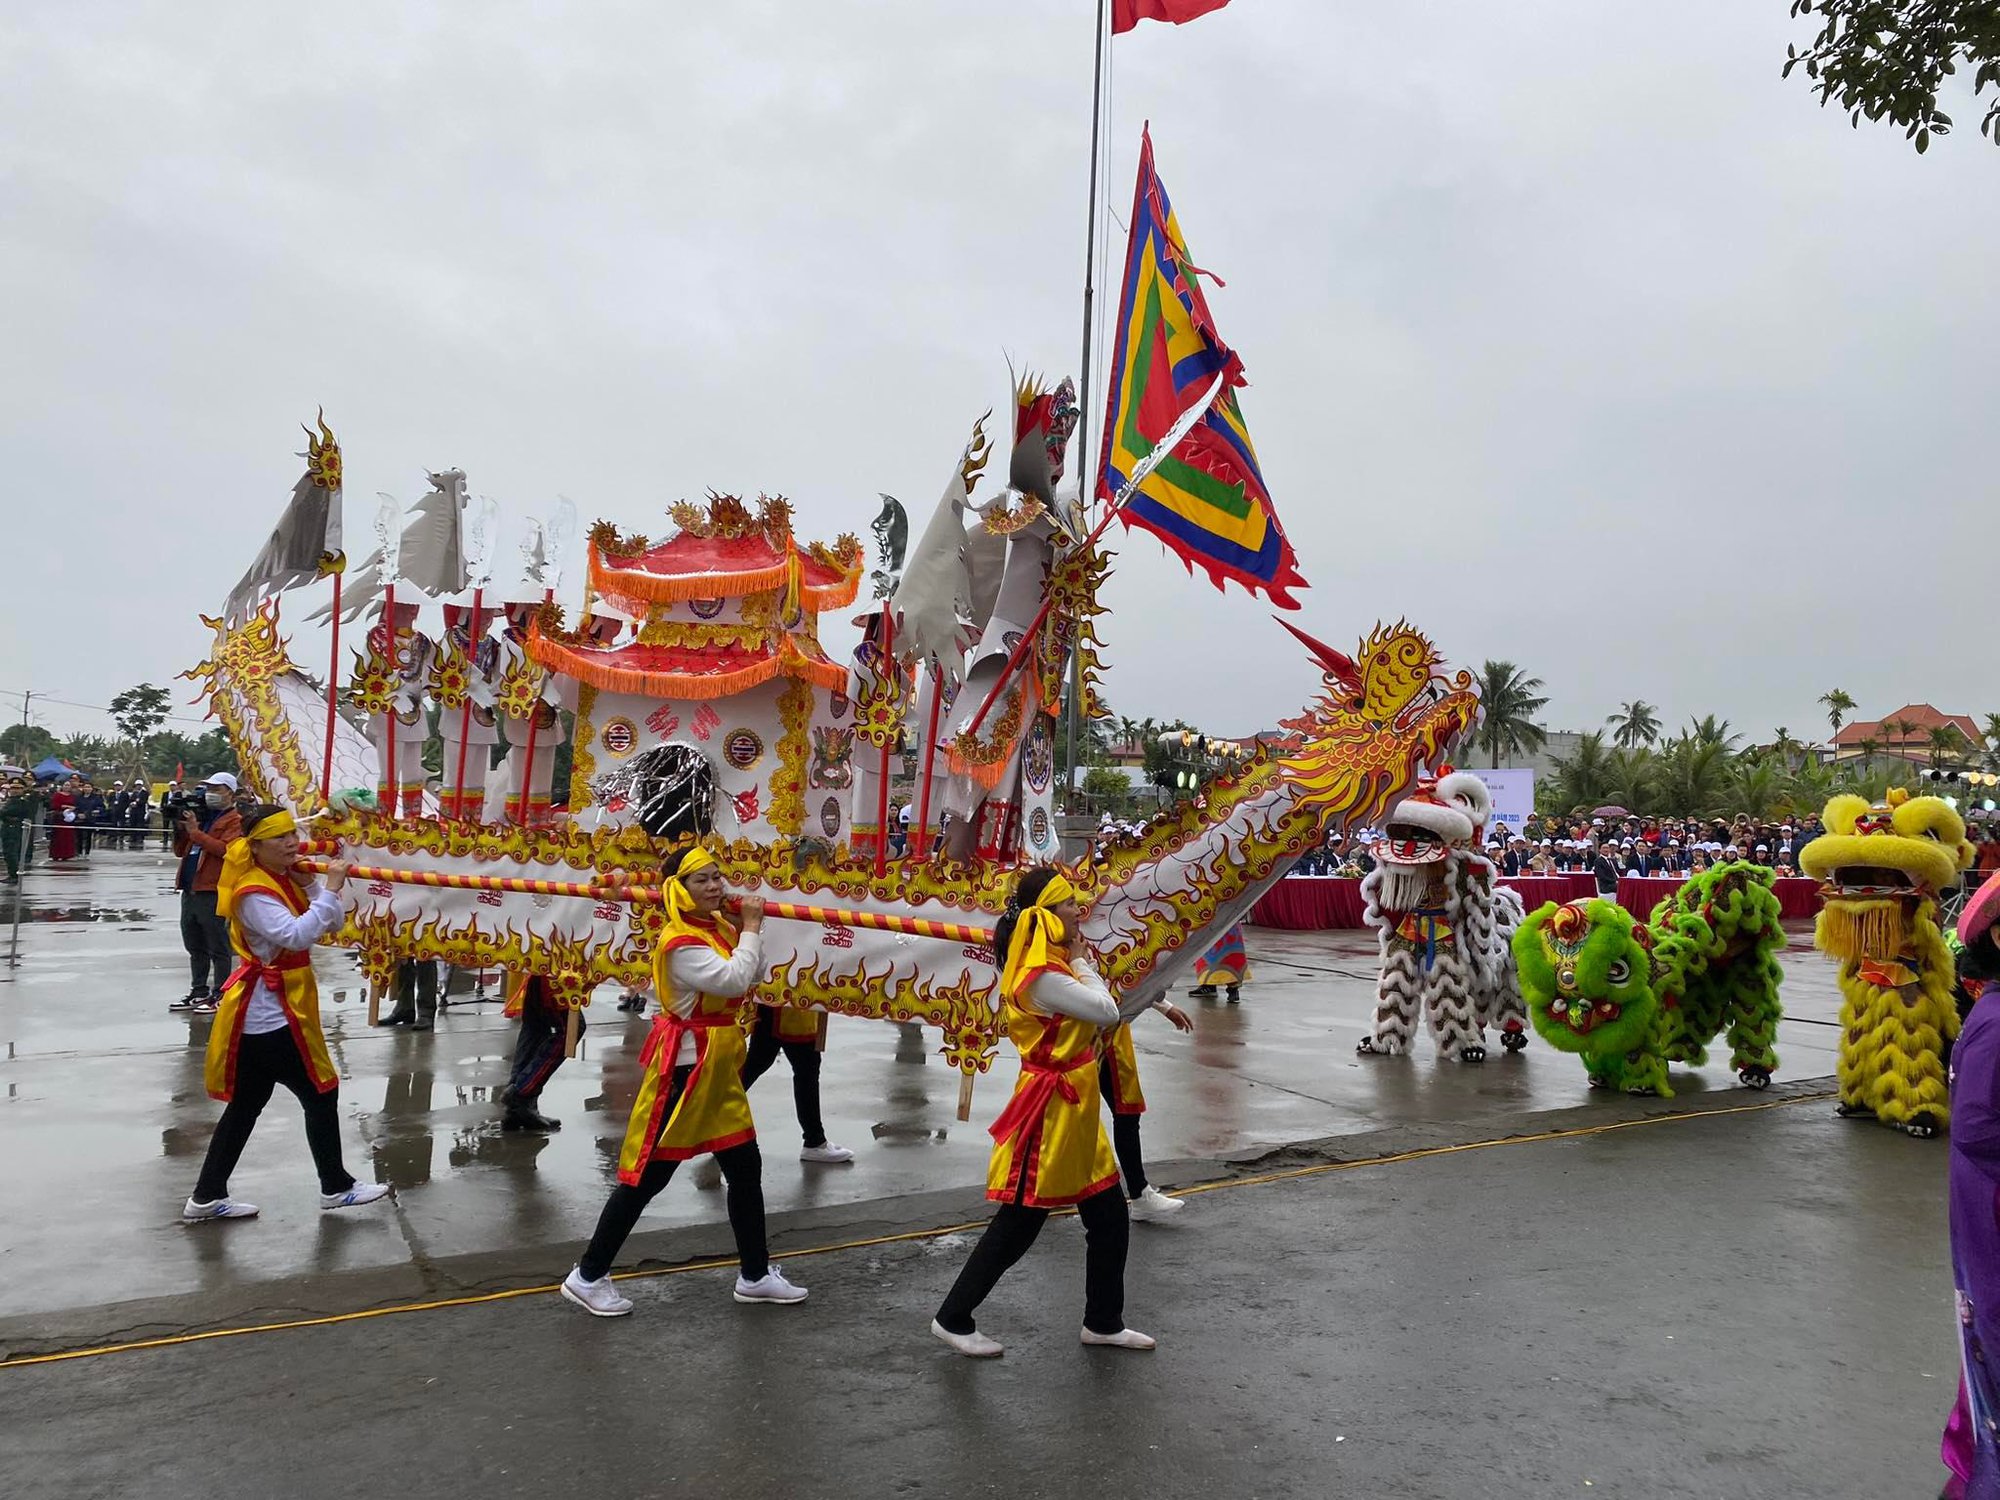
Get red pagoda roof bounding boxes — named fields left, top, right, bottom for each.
left=588, top=497, right=862, bottom=610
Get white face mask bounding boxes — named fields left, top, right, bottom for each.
left=204, top=790, right=230, bottom=809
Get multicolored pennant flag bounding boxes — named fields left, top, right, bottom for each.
left=1096, top=125, right=1305, bottom=608
left=1113, top=0, right=1234, bottom=33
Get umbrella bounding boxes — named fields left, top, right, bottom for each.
left=1591, top=804, right=1631, bottom=819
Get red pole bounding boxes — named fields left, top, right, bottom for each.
left=513, top=587, right=553, bottom=824
left=449, top=588, right=483, bottom=821
left=319, top=570, right=342, bottom=809
left=382, top=581, right=398, bottom=817
left=912, top=662, right=944, bottom=857
left=872, top=604, right=896, bottom=874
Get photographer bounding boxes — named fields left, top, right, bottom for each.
left=173, top=773, right=242, bottom=1012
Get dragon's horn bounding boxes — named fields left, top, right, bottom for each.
left=1275, top=617, right=1361, bottom=693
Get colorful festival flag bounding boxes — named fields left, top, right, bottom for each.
left=1096, top=126, right=1305, bottom=608
left=1112, top=0, right=1234, bottom=33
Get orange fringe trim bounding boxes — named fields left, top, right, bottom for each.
left=590, top=554, right=861, bottom=611
left=528, top=632, right=845, bottom=701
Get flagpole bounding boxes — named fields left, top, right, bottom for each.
left=448, top=588, right=483, bottom=820
left=381, top=582, right=399, bottom=816
left=1064, top=0, right=1110, bottom=815
left=319, top=570, right=342, bottom=809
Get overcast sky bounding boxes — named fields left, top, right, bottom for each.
left=3, top=1, right=1993, bottom=751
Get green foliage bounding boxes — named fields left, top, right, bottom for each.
left=1819, top=687, right=1856, bottom=735
left=0, top=722, right=57, bottom=764
left=56, top=733, right=121, bottom=777
left=1081, top=765, right=1134, bottom=814
left=109, top=684, right=172, bottom=746
left=1475, top=661, right=1550, bottom=769
left=1783, top=0, right=2000, bottom=150
left=1543, top=730, right=1612, bottom=812
left=145, top=728, right=237, bottom=779
left=1607, top=700, right=1661, bottom=749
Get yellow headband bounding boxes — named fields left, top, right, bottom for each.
left=246, top=810, right=297, bottom=842
left=661, top=846, right=721, bottom=928
left=1000, top=872, right=1078, bottom=1000
left=218, top=809, right=302, bottom=919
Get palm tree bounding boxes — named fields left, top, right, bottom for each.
left=1654, top=734, right=1731, bottom=819
left=1604, top=747, right=1656, bottom=813
left=1819, top=688, right=1857, bottom=738
left=1727, top=758, right=1782, bottom=820
left=1853, top=735, right=1882, bottom=769
left=1982, top=714, right=2000, bottom=773
left=1779, top=758, right=1835, bottom=818
left=1474, top=661, right=1550, bottom=770
left=1549, top=731, right=1612, bottom=811
left=1686, top=714, right=1740, bottom=753
left=1930, top=724, right=1969, bottom=772
left=1606, top=700, right=1661, bottom=749
left=1890, top=717, right=1922, bottom=763
left=1769, top=727, right=1801, bottom=769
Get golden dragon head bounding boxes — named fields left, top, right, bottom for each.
left=1274, top=618, right=1478, bottom=830
left=1800, top=789, right=1972, bottom=960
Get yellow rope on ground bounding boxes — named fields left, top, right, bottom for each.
left=0, top=1090, right=1832, bottom=1372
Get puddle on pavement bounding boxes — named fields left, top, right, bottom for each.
left=871, top=1120, right=949, bottom=1144
left=2, top=903, right=152, bottom=924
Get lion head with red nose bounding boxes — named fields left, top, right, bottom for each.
left=1379, top=768, right=1491, bottom=866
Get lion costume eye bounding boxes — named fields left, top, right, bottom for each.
left=1606, top=959, right=1631, bottom=985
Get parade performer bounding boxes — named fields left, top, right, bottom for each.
left=497, top=972, right=580, bottom=1132
left=931, top=867, right=1154, bottom=1358
left=742, top=1006, right=855, bottom=1165
left=1099, top=997, right=1194, bottom=1221
left=184, top=805, right=390, bottom=1220
left=1940, top=870, right=2000, bottom=1498
left=561, top=846, right=807, bottom=1316
left=1357, top=769, right=1525, bottom=1062
left=1189, top=923, right=1250, bottom=1003
left=1800, top=789, right=1974, bottom=1137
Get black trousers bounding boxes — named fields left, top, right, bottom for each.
left=740, top=1028, right=827, bottom=1148
left=77, top=825, right=94, bottom=856
left=508, top=1002, right=582, bottom=1103
left=193, top=1029, right=356, bottom=1199
left=935, top=1179, right=1130, bottom=1336
left=179, top=889, right=232, bottom=993
left=1098, top=1055, right=1149, bottom=1198
left=577, top=1064, right=769, bottom=1282
left=387, top=959, right=437, bottom=1023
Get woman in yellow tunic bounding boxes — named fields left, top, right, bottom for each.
left=561, top=846, right=808, bottom=1317
left=184, top=805, right=390, bottom=1221
left=931, top=867, right=1155, bottom=1357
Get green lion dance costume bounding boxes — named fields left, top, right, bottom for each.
left=1511, top=862, right=1784, bottom=1096
left=1799, top=789, right=1972, bottom=1138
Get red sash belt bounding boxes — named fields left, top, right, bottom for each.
left=639, top=1009, right=736, bottom=1069
left=223, top=948, right=311, bottom=998
left=988, top=1053, right=1096, bottom=1148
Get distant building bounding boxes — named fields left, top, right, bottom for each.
left=1831, top=704, right=1983, bottom=766
left=1492, top=729, right=1582, bottom=780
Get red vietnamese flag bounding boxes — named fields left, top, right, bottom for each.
left=1112, top=0, right=1234, bottom=33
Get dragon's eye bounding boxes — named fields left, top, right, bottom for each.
left=1606, top=959, right=1631, bottom=985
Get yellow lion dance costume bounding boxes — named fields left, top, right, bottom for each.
left=1799, top=789, right=1973, bottom=1137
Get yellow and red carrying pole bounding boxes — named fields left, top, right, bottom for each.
left=298, top=859, right=996, bottom=944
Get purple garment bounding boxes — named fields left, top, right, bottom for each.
left=1945, top=984, right=2000, bottom=1497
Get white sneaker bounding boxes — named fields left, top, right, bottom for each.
left=182, top=1196, right=259, bottom=1222
left=930, top=1319, right=1004, bottom=1358
left=1127, top=1185, right=1184, bottom=1221
left=800, top=1141, right=855, bottom=1164
left=561, top=1267, right=633, bottom=1317
left=1081, top=1325, right=1157, bottom=1350
left=734, top=1266, right=808, bottom=1304
left=319, top=1182, right=391, bottom=1211
left=692, top=1156, right=723, bottom=1189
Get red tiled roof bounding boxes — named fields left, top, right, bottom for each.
left=1832, top=704, right=1982, bottom=746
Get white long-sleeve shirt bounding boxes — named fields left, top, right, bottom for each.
left=659, top=931, right=769, bottom=1066
left=1022, top=955, right=1121, bottom=1028
left=234, top=884, right=346, bottom=1034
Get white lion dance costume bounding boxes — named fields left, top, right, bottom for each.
left=1358, top=769, right=1528, bottom=1063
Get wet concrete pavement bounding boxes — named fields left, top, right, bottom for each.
left=0, top=852, right=1849, bottom=1335
left=0, top=1094, right=1957, bottom=1499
